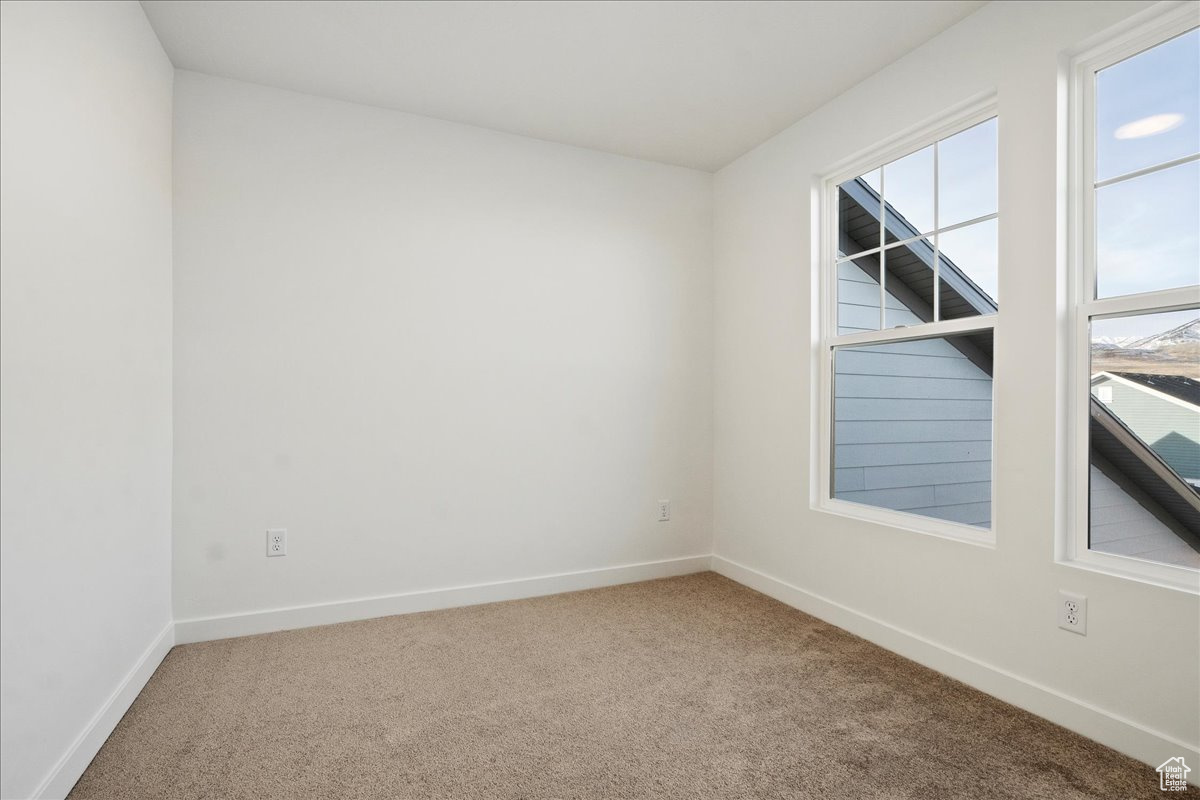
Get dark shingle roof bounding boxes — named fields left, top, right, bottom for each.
left=839, top=178, right=997, bottom=320
left=1110, top=372, right=1200, bottom=407
left=1090, top=398, right=1200, bottom=543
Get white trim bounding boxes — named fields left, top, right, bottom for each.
left=1086, top=286, right=1200, bottom=318
left=814, top=94, right=999, bottom=547
left=1063, top=3, right=1200, bottom=592
left=1091, top=371, right=1200, bottom=413
left=828, top=313, right=997, bottom=348
left=175, top=555, right=712, bottom=644
left=1071, top=2, right=1200, bottom=82
left=32, top=622, right=175, bottom=800
left=821, top=92, right=999, bottom=189
left=711, top=555, right=1200, bottom=777
left=1056, top=546, right=1200, bottom=594
left=818, top=497, right=995, bottom=548
left=933, top=140, right=941, bottom=320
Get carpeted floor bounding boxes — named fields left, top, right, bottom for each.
left=69, top=572, right=1194, bottom=799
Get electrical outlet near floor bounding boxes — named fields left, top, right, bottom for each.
left=266, top=528, right=287, bottom=557
left=657, top=499, right=671, bottom=522
left=1058, top=590, right=1086, bottom=635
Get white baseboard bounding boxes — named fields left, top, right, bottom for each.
left=33, top=622, right=175, bottom=800
left=711, top=555, right=1200, bottom=776
left=175, top=555, right=712, bottom=645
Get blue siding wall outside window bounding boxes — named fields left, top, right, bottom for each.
left=833, top=262, right=993, bottom=527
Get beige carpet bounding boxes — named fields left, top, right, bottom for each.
left=69, top=572, right=1193, bottom=799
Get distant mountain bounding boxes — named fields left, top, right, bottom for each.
left=1125, top=319, right=1200, bottom=350
left=1091, top=337, right=1134, bottom=350
left=1091, top=318, right=1200, bottom=380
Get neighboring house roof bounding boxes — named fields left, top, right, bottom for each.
left=1109, top=372, right=1200, bottom=408
left=839, top=177, right=997, bottom=320
left=1090, top=397, right=1200, bottom=545
left=1091, top=371, right=1200, bottom=485
left=839, top=179, right=995, bottom=374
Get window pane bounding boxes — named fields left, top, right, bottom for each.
left=861, top=168, right=881, bottom=194
left=882, top=242, right=935, bottom=329
left=883, top=145, right=934, bottom=239
left=1096, top=159, right=1200, bottom=298
left=833, top=331, right=993, bottom=528
left=938, top=118, right=998, bottom=228
left=1088, top=309, right=1200, bottom=568
left=836, top=253, right=881, bottom=333
left=838, top=170, right=881, bottom=258
left=937, top=219, right=999, bottom=318
left=1096, top=28, right=1200, bottom=182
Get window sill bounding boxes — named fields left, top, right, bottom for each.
left=813, top=497, right=996, bottom=549
left=1058, top=549, right=1200, bottom=595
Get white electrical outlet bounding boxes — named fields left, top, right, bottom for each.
left=1058, top=590, right=1086, bottom=635
left=266, top=528, right=287, bottom=557
left=657, top=500, right=671, bottom=522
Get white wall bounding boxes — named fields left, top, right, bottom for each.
left=0, top=2, right=174, bottom=798
left=172, top=72, right=713, bottom=623
left=713, top=0, right=1199, bottom=769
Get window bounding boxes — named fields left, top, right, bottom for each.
left=818, top=99, right=999, bottom=543
left=1069, top=9, right=1200, bottom=589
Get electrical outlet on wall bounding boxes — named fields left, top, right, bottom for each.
left=266, top=528, right=287, bottom=557
left=657, top=500, right=671, bottom=522
left=1058, top=590, right=1086, bottom=635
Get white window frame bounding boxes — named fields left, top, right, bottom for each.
left=813, top=94, right=999, bottom=547
left=1064, top=4, right=1200, bottom=593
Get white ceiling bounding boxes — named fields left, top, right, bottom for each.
left=140, top=0, right=986, bottom=171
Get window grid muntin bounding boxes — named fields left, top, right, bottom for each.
left=835, top=121, right=997, bottom=331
